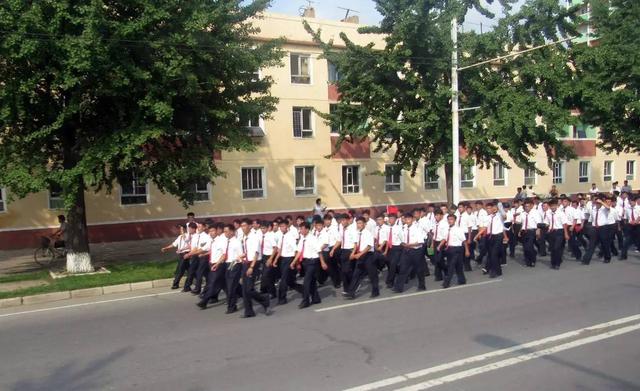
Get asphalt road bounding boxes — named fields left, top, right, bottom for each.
left=1, top=252, right=640, bottom=391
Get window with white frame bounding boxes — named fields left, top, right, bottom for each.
left=329, top=104, right=342, bottom=134
left=552, top=162, right=564, bottom=184
left=251, top=69, right=260, bottom=82
left=342, top=165, right=360, bottom=194
left=424, top=165, right=439, bottom=190
left=603, top=160, right=613, bottom=182
left=578, top=161, right=590, bottom=183
left=328, top=61, right=341, bottom=83
left=384, top=164, right=402, bottom=192
left=524, top=166, right=536, bottom=185
left=245, top=114, right=260, bottom=128
left=0, top=188, right=5, bottom=212
left=119, top=171, right=149, bottom=205
left=292, top=107, right=313, bottom=138
left=290, top=53, right=311, bottom=84
left=241, top=167, right=265, bottom=199
left=626, top=160, right=635, bottom=180
left=572, top=125, right=587, bottom=139
left=493, top=163, right=507, bottom=186
left=192, top=179, right=210, bottom=202
left=294, top=166, right=315, bottom=196
left=48, top=184, right=64, bottom=209
left=461, top=165, right=475, bottom=188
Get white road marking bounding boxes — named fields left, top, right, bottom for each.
left=344, top=314, right=640, bottom=391
left=315, top=280, right=502, bottom=313
left=0, top=291, right=180, bottom=319
left=392, top=323, right=640, bottom=391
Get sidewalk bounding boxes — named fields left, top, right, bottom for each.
left=0, top=238, right=174, bottom=275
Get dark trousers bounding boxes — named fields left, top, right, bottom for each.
left=301, top=258, right=322, bottom=305
left=348, top=253, right=379, bottom=297
left=319, top=250, right=341, bottom=288
left=621, top=224, right=640, bottom=259
left=443, top=247, right=466, bottom=287
left=172, top=253, right=190, bottom=287
left=225, top=263, right=243, bottom=311
left=582, top=225, right=614, bottom=264
left=568, top=228, right=582, bottom=260
left=508, top=224, right=521, bottom=257
left=277, top=257, right=302, bottom=303
left=548, top=229, right=565, bottom=268
left=536, top=228, right=548, bottom=256
left=340, top=249, right=354, bottom=291
left=385, top=246, right=402, bottom=287
left=184, top=255, right=202, bottom=291
left=186, top=255, right=209, bottom=293
left=242, top=262, right=269, bottom=316
left=199, top=262, right=228, bottom=304
left=614, top=223, right=624, bottom=254
left=475, top=235, right=488, bottom=263
left=260, top=255, right=279, bottom=298
left=394, top=247, right=426, bottom=292
left=522, top=230, right=537, bottom=266
left=487, top=234, right=503, bottom=277
left=469, top=230, right=478, bottom=260
left=431, top=240, right=446, bottom=281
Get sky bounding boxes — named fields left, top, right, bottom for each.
left=265, top=0, right=521, bottom=32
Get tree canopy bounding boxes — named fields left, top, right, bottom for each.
left=306, top=0, right=579, bottom=202
left=0, top=0, right=282, bottom=270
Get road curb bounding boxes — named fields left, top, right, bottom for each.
left=1, top=278, right=174, bottom=308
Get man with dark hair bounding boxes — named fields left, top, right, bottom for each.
left=293, top=222, right=328, bottom=307
left=394, top=213, right=427, bottom=293
left=275, top=220, right=302, bottom=304
left=620, top=196, right=640, bottom=260
left=385, top=213, right=404, bottom=288
left=238, top=219, right=271, bottom=318
left=544, top=199, right=570, bottom=269
left=518, top=199, right=541, bottom=267
left=475, top=202, right=508, bottom=278
left=259, top=220, right=279, bottom=298
left=51, top=214, right=67, bottom=248
left=583, top=196, right=616, bottom=264
left=438, top=214, right=470, bottom=288
left=338, top=213, right=357, bottom=292
left=345, top=216, right=378, bottom=299
left=162, top=223, right=192, bottom=289
left=321, top=215, right=341, bottom=288
left=430, top=209, right=448, bottom=281
left=183, top=222, right=212, bottom=294
left=197, top=224, right=234, bottom=309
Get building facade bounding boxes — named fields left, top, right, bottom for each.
left=0, top=11, right=638, bottom=250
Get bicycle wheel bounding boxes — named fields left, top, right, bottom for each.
left=34, top=247, right=55, bottom=267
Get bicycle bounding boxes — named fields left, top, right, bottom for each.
left=34, top=236, right=66, bottom=267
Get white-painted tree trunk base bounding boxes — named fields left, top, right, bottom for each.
left=66, top=252, right=93, bottom=273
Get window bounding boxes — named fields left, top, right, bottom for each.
left=290, top=53, right=311, bottom=84
left=192, top=179, right=210, bottom=202
left=48, top=184, right=64, bottom=210
left=461, top=165, right=475, bottom=188
left=241, top=167, right=265, bottom=199
left=293, top=107, right=313, bottom=138
left=424, top=165, right=439, bottom=190
left=294, top=166, right=315, bottom=196
left=578, top=161, right=590, bottom=183
left=626, top=160, right=635, bottom=181
left=603, top=161, right=613, bottom=182
left=524, top=166, right=536, bottom=186
left=245, top=114, right=260, bottom=128
left=329, top=104, right=342, bottom=134
left=0, top=188, right=5, bottom=212
left=342, top=165, right=360, bottom=194
left=493, top=163, right=507, bottom=186
left=552, top=162, right=564, bottom=184
left=251, top=69, right=260, bottom=82
left=119, top=171, right=148, bottom=205
left=384, top=164, right=402, bottom=192
left=572, top=125, right=587, bottom=139
left=328, top=61, right=341, bottom=83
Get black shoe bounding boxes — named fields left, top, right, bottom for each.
left=434, top=277, right=443, bottom=282
left=344, top=293, right=355, bottom=300
left=581, top=261, right=589, bottom=265
left=191, top=289, right=201, bottom=295
left=263, top=302, right=272, bottom=316
left=209, top=298, right=219, bottom=304
left=311, top=299, right=322, bottom=305
left=619, top=256, right=627, bottom=261
left=391, top=289, right=403, bottom=294
left=463, top=266, right=472, bottom=272
left=241, top=313, right=256, bottom=318
left=442, top=283, right=450, bottom=289
left=225, top=306, right=238, bottom=314
left=171, top=285, right=179, bottom=290
left=277, top=299, right=287, bottom=305
left=417, top=286, right=426, bottom=291
left=604, top=259, right=611, bottom=263
left=181, top=288, right=191, bottom=293
left=196, top=301, right=207, bottom=310
left=298, top=302, right=310, bottom=309
left=370, top=292, right=380, bottom=298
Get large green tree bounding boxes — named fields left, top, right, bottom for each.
left=0, top=0, right=281, bottom=272
left=573, top=0, right=640, bottom=153
left=307, top=0, right=578, bottom=203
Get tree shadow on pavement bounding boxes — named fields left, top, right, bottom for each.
left=10, top=347, right=133, bottom=391
left=473, top=334, right=640, bottom=391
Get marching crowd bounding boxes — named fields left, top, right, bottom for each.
left=161, top=190, right=640, bottom=319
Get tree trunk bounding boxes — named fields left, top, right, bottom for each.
left=65, top=175, right=93, bottom=273
left=444, top=162, right=453, bottom=206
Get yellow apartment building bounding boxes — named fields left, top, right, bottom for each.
left=0, top=11, right=638, bottom=249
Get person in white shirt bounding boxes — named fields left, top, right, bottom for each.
left=544, top=199, right=570, bottom=269
left=518, top=199, right=542, bottom=267
left=384, top=214, right=405, bottom=288
left=508, top=200, right=524, bottom=259
left=562, top=198, right=582, bottom=260
left=184, top=222, right=213, bottom=295
left=234, top=219, right=271, bottom=318
left=472, top=201, right=489, bottom=264
left=620, top=196, right=640, bottom=260
left=337, top=213, right=358, bottom=292
left=373, top=215, right=390, bottom=272
left=393, top=213, right=427, bottom=293
left=582, top=195, right=616, bottom=264
left=475, top=202, right=508, bottom=278
left=312, top=198, right=327, bottom=218
left=437, top=214, right=470, bottom=289
left=321, top=215, right=341, bottom=288
left=292, top=222, right=328, bottom=308
left=258, top=221, right=279, bottom=298
left=161, top=223, right=193, bottom=290
left=275, top=220, right=303, bottom=305
left=431, top=209, right=450, bottom=281
left=589, top=183, right=599, bottom=194
left=612, top=181, right=620, bottom=193
left=345, top=217, right=378, bottom=299
left=362, top=209, right=377, bottom=236
left=222, top=226, right=244, bottom=314
left=465, top=204, right=479, bottom=263
left=197, top=224, right=233, bottom=309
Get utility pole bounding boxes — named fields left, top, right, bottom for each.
left=451, top=16, right=461, bottom=206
